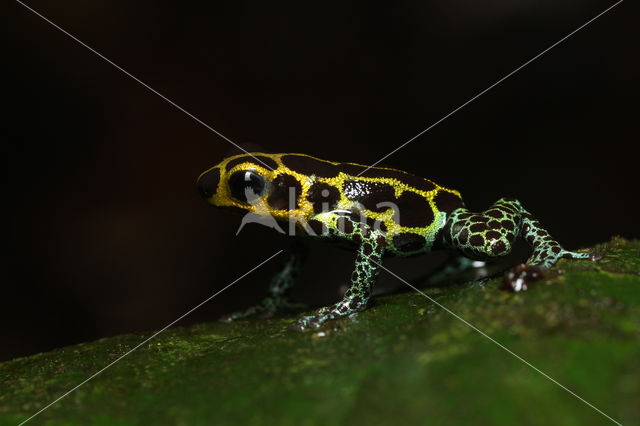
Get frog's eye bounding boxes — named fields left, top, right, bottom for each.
left=228, top=170, right=266, bottom=203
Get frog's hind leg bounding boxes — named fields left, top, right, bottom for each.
left=219, top=243, right=307, bottom=322
left=443, top=198, right=600, bottom=291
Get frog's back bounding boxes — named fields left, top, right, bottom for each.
left=259, top=153, right=463, bottom=256
left=280, top=154, right=441, bottom=191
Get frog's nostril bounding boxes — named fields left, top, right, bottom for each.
left=197, top=168, right=220, bottom=199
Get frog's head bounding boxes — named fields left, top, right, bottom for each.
left=197, top=153, right=307, bottom=222
left=197, top=154, right=270, bottom=211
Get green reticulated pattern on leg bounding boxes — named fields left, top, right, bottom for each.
left=520, top=211, right=592, bottom=268
left=444, top=198, right=521, bottom=260
left=292, top=216, right=385, bottom=330
left=219, top=245, right=306, bottom=322
left=445, top=198, right=592, bottom=269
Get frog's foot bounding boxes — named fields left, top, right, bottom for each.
left=501, top=264, right=545, bottom=292
left=502, top=248, right=602, bottom=292
left=219, top=297, right=304, bottom=322
left=291, top=300, right=367, bottom=331
left=528, top=247, right=602, bottom=269
left=290, top=310, right=334, bottom=331
left=560, top=250, right=602, bottom=262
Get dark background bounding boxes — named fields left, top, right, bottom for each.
left=4, top=1, right=637, bottom=361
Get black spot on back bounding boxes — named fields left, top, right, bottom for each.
left=267, top=173, right=302, bottom=210
left=433, top=190, right=464, bottom=213
left=307, top=182, right=341, bottom=214
left=394, top=191, right=434, bottom=228
left=282, top=155, right=438, bottom=194
left=342, top=180, right=396, bottom=213
left=225, top=155, right=278, bottom=171
left=281, top=155, right=338, bottom=178
left=338, top=163, right=368, bottom=176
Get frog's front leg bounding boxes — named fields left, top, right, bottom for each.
left=444, top=198, right=601, bottom=291
left=291, top=234, right=385, bottom=331
left=219, top=243, right=306, bottom=322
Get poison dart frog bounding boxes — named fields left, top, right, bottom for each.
left=197, top=153, right=601, bottom=331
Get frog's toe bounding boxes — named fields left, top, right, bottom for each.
left=561, top=250, right=602, bottom=262
left=218, top=305, right=266, bottom=322
left=219, top=309, right=258, bottom=322
left=588, top=251, right=603, bottom=261
left=218, top=313, right=237, bottom=323
left=501, top=264, right=545, bottom=292
left=258, top=301, right=307, bottom=319
left=291, top=314, right=326, bottom=332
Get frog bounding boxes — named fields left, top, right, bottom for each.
left=197, top=152, right=601, bottom=331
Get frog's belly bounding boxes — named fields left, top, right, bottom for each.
left=385, top=235, right=435, bottom=257
left=301, top=230, right=438, bottom=258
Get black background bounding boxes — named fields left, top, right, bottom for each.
left=4, top=1, right=638, bottom=361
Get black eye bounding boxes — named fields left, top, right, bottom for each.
left=228, top=170, right=266, bottom=203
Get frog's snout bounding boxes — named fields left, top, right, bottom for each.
left=197, top=168, right=221, bottom=201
